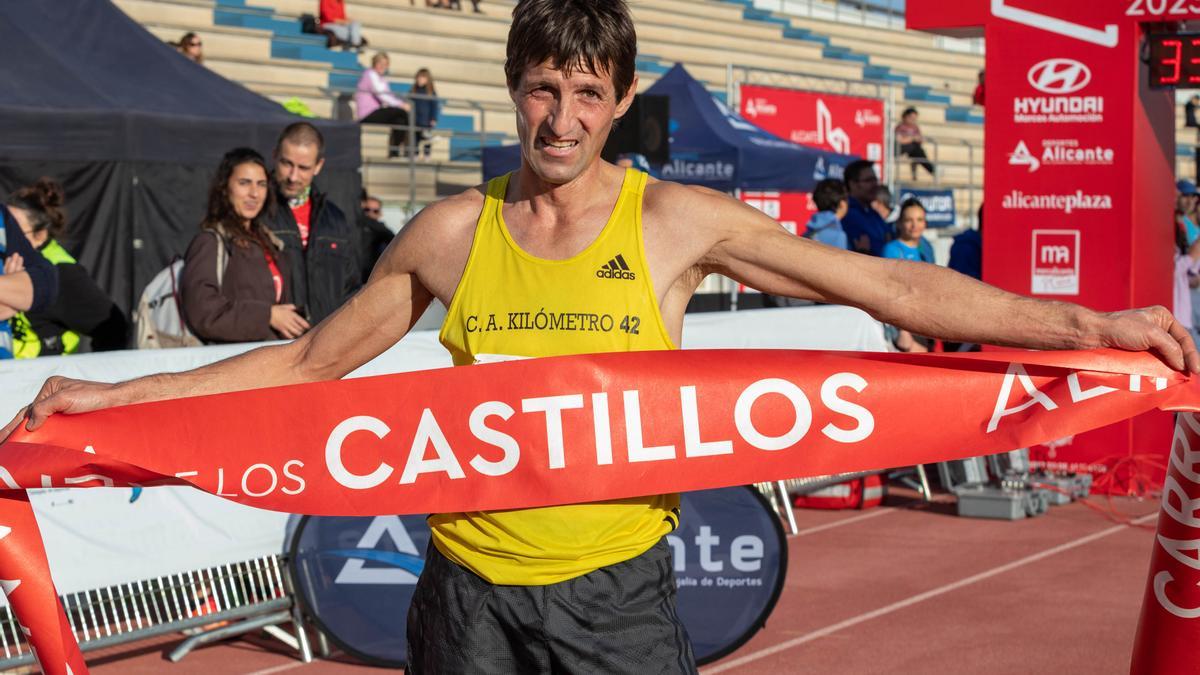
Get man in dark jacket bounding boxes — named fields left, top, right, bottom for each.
left=267, top=122, right=361, bottom=325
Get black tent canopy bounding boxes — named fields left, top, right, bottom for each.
left=0, top=0, right=361, bottom=313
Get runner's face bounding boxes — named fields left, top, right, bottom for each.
left=229, top=162, right=269, bottom=225
left=275, top=141, right=324, bottom=199
left=512, top=61, right=635, bottom=184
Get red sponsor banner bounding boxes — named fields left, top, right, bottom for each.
left=740, top=85, right=886, bottom=181
left=0, top=348, right=1198, bottom=673
left=739, top=190, right=814, bottom=236
left=737, top=86, right=886, bottom=232
left=907, top=1, right=1181, bottom=481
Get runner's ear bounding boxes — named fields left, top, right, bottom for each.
left=614, top=74, right=639, bottom=119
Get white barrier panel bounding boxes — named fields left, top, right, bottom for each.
left=0, top=306, right=885, bottom=596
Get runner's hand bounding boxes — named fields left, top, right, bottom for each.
left=1, top=377, right=119, bottom=442
left=1097, top=306, right=1200, bottom=374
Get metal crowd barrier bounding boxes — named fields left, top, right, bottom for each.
left=755, top=466, right=931, bottom=534
left=0, top=554, right=309, bottom=669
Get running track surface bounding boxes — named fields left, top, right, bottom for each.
left=79, top=491, right=1161, bottom=675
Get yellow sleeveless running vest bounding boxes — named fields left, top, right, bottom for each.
left=437, top=168, right=678, bottom=585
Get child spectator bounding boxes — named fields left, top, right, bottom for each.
left=803, top=179, right=850, bottom=249
left=6, top=178, right=127, bottom=357
left=182, top=148, right=308, bottom=344
left=411, top=68, right=440, bottom=159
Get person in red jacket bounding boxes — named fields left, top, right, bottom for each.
left=972, top=69, right=985, bottom=106
left=319, top=0, right=366, bottom=51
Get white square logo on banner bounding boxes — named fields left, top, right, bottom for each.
left=1030, top=229, right=1080, bottom=295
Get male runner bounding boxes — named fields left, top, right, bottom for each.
left=5, top=1, right=1199, bottom=672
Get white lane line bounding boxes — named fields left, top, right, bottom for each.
left=244, top=647, right=345, bottom=675
left=243, top=659, right=316, bottom=675
left=703, top=512, right=1159, bottom=674
left=791, top=508, right=895, bottom=537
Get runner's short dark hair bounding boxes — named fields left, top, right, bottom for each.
left=505, top=0, right=637, bottom=100
left=812, top=179, right=848, bottom=213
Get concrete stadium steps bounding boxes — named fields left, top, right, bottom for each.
left=204, top=55, right=330, bottom=88
left=139, top=22, right=272, bottom=62
left=362, top=160, right=482, bottom=202
left=114, top=0, right=216, bottom=27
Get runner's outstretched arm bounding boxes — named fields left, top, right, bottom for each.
left=683, top=186, right=1200, bottom=373
left=1, top=196, right=472, bottom=439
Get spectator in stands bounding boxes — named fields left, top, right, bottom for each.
left=5, top=178, right=127, bottom=357
left=870, top=185, right=895, bottom=223
left=972, top=69, right=984, bottom=106
left=1174, top=208, right=1200, bottom=343
left=357, top=192, right=394, bottom=283
left=268, top=122, right=360, bottom=326
left=1187, top=95, right=1200, bottom=180
left=0, top=206, right=58, bottom=360
left=177, top=32, right=203, bottom=64
left=357, top=53, right=411, bottom=159
left=949, top=204, right=983, bottom=280
left=883, top=198, right=935, bottom=263
left=803, top=179, right=849, bottom=249
left=895, top=107, right=936, bottom=180
left=883, top=198, right=935, bottom=352
left=182, top=148, right=307, bottom=344
left=841, top=159, right=889, bottom=256
left=1178, top=180, right=1200, bottom=246
left=319, top=0, right=366, bottom=51
left=410, top=68, right=440, bottom=159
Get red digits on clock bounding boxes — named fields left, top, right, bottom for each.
left=1190, top=38, right=1200, bottom=84
left=1163, top=38, right=1183, bottom=85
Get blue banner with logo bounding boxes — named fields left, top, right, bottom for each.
left=288, top=487, right=786, bottom=667
left=673, top=487, right=787, bottom=664
left=290, top=514, right=431, bottom=666
left=898, top=188, right=957, bottom=228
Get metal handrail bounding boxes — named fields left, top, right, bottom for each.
left=326, top=87, right=518, bottom=206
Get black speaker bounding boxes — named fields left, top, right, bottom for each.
left=602, top=94, right=669, bottom=166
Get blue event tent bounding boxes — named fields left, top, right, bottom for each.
left=483, top=63, right=857, bottom=192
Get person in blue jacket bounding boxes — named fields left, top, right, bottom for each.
left=0, top=204, right=58, bottom=359
left=882, top=198, right=935, bottom=263
left=803, top=179, right=850, bottom=249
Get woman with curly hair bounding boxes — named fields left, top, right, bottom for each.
left=181, top=147, right=309, bottom=343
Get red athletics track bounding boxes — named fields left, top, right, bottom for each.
left=77, top=490, right=1160, bottom=675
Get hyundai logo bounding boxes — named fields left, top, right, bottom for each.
left=1027, top=58, right=1091, bottom=95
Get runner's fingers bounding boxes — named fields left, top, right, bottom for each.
left=1164, top=317, right=1200, bottom=373
left=0, top=406, right=30, bottom=443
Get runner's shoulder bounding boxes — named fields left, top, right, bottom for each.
left=408, top=184, right=487, bottom=234
left=644, top=177, right=744, bottom=229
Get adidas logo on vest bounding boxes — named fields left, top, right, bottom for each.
left=596, top=254, right=636, bottom=280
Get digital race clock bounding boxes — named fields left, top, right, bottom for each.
left=1148, top=33, right=1200, bottom=88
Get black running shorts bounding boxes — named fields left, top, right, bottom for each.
left=406, top=537, right=698, bottom=674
